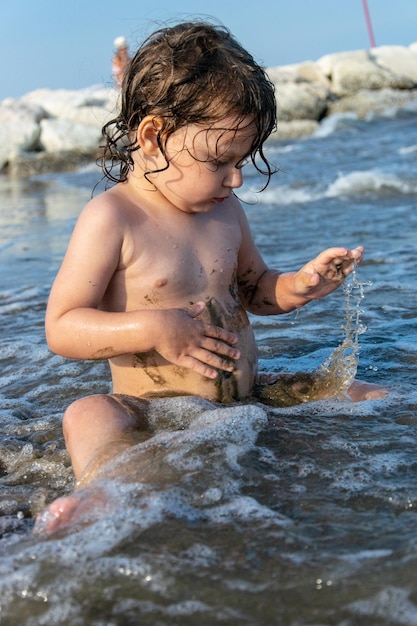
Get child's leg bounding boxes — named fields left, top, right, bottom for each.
left=256, top=372, right=387, bottom=404
left=63, top=393, right=149, bottom=485
left=34, top=394, right=149, bottom=534
left=347, top=380, right=387, bottom=401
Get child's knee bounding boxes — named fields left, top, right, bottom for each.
left=62, top=394, right=111, bottom=442
left=62, top=398, right=82, bottom=440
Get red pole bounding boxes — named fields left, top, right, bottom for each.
left=362, top=0, right=376, bottom=48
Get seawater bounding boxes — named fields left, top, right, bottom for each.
left=0, top=105, right=417, bottom=625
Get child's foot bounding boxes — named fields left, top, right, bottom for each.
left=348, top=379, right=388, bottom=402
left=256, top=372, right=388, bottom=406
left=33, top=487, right=112, bottom=536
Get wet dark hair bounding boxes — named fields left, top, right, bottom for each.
left=100, top=20, right=277, bottom=187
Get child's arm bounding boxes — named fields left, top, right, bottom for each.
left=236, top=203, right=363, bottom=315
left=243, top=247, right=363, bottom=315
left=46, top=200, right=240, bottom=380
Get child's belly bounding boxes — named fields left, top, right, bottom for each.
left=109, top=323, right=258, bottom=403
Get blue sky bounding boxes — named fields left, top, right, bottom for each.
left=2, top=0, right=416, bottom=100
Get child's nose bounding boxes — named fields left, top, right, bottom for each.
left=223, top=167, right=243, bottom=189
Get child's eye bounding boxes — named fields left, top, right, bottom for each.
left=236, top=158, right=249, bottom=170
left=210, top=158, right=230, bottom=168
left=204, top=159, right=227, bottom=171
left=210, top=159, right=227, bottom=167
left=208, top=157, right=249, bottom=169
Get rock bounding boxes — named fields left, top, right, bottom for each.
left=316, top=49, right=414, bottom=95
left=39, top=118, right=102, bottom=152
left=21, top=86, right=118, bottom=125
left=268, top=42, right=417, bottom=136
left=371, top=45, right=417, bottom=84
left=272, top=119, right=319, bottom=140
left=328, top=87, right=417, bottom=118
left=268, top=61, right=330, bottom=87
left=2, top=41, right=417, bottom=172
left=275, top=81, right=328, bottom=121
left=333, top=56, right=413, bottom=95
left=22, top=85, right=118, bottom=153
left=1, top=85, right=119, bottom=173
left=0, top=100, right=46, bottom=169
left=7, top=149, right=99, bottom=177
left=267, top=62, right=330, bottom=127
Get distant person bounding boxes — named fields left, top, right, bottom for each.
left=112, top=36, right=130, bottom=89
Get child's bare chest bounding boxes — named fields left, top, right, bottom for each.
left=111, top=211, right=241, bottom=309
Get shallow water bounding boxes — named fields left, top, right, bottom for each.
left=0, top=107, right=417, bottom=625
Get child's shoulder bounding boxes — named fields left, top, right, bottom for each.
left=73, top=186, right=137, bottom=241
left=81, top=185, right=135, bottom=220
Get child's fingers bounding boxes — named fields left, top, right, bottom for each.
left=315, top=246, right=364, bottom=268
left=175, top=351, right=236, bottom=379
left=201, top=336, right=241, bottom=360
left=203, top=323, right=239, bottom=346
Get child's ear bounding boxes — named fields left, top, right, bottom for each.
left=136, top=116, right=164, bottom=156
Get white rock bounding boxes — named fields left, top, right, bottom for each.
left=58, top=104, right=116, bottom=128
left=275, top=82, right=327, bottom=121
left=269, top=61, right=330, bottom=87
left=332, top=57, right=412, bottom=95
left=328, top=87, right=417, bottom=118
left=266, top=66, right=298, bottom=84
left=22, top=85, right=119, bottom=128
left=316, top=49, right=369, bottom=78
left=39, top=118, right=101, bottom=152
left=0, top=100, right=43, bottom=168
left=2, top=43, right=417, bottom=171
left=316, top=47, right=416, bottom=95
left=272, top=119, right=319, bottom=140
left=371, top=45, right=417, bottom=84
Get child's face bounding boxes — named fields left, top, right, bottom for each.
left=148, top=116, right=256, bottom=214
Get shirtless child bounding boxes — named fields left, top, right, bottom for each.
left=36, top=21, right=383, bottom=532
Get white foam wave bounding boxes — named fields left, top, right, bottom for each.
left=398, top=144, right=417, bottom=155
left=240, top=184, right=315, bottom=206
left=347, top=587, right=417, bottom=625
left=241, top=167, right=417, bottom=206
left=403, top=100, right=417, bottom=114
left=325, top=169, right=417, bottom=197
left=312, top=112, right=359, bottom=138
left=266, top=143, right=299, bottom=155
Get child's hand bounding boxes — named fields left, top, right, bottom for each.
left=294, top=246, right=364, bottom=300
left=153, top=302, right=241, bottom=379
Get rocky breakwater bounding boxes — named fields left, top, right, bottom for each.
left=268, top=41, right=417, bottom=139
left=0, top=85, right=119, bottom=176
left=1, top=42, right=417, bottom=176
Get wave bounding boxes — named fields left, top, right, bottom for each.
left=266, top=143, right=300, bottom=155
left=325, top=169, right=417, bottom=197
left=312, top=105, right=417, bottom=139
left=312, top=112, right=360, bottom=139
left=37, top=164, right=415, bottom=208
left=241, top=168, right=417, bottom=206
left=398, top=144, right=417, bottom=155
left=240, top=185, right=315, bottom=206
